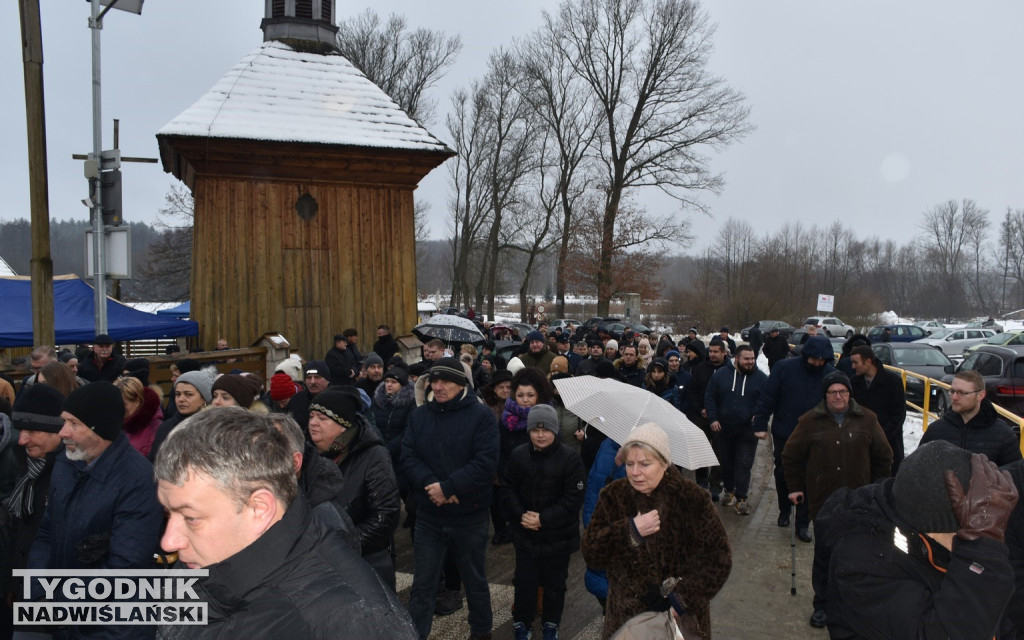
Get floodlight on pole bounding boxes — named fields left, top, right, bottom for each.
left=86, top=0, right=142, bottom=335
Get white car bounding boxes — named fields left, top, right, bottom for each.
left=913, top=320, right=946, bottom=335
left=913, top=328, right=998, bottom=357
left=802, top=316, right=855, bottom=339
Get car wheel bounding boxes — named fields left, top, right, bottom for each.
left=933, top=392, right=950, bottom=416
left=845, top=330, right=853, bottom=339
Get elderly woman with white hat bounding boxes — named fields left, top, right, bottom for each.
left=581, top=423, right=732, bottom=639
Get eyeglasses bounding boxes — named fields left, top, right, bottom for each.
left=949, top=388, right=982, bottom=397
left=826, top=390, right=850, bottom=397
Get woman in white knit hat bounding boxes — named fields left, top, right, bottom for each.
left=581, top=422, right=732, bottom=639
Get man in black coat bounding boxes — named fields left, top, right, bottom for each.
left=373, top=324, right=400, bottom=363
left=685, top=339, right=729, bottom=499
left=762, top=326, right=790, bottom=371
left=616, top=343, right=646, bottom=387
left=850, top=345, right=907, bottom=474
left=325, top=334, right=358, bottom=386
left=77, top=334, right=126, bottom=382
left=821, top=441, right=1017, bottom=640
left=919, top=370, right=1022, bottom=467
left=155, top=408, right=416, bottom=639
left=747, top=323, right=763, bottom=356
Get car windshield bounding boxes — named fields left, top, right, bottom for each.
left=985, top=333, right=1013, bottom=345
left=891, top=348, right=951, bottom=367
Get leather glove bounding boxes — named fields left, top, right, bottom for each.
left=945, top=453, right=1019, bottom=543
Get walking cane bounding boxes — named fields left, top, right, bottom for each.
left=790, top=494, right=803, bottom=596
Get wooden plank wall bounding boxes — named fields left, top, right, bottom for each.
left=190, top=178, right=418, bottom=362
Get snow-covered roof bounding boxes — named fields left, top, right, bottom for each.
left=158, top=41, right=449, bottom=154
left=0, top=255, right=15, bottom=277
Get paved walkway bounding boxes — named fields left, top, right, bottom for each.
left=394, top=439, right=824, bottom=639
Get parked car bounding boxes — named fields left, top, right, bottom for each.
left=866, top=324, right=930, bottom=344
left=583, top=316, right=621, bottom=330
left=913, top=327, right=998, bottom=357
left=913, top=320, right=946, bottom=335
left=508, top=323, right=535, bottom=339
left=605, top=322, right=653, bottom=336
left=547, top=318, right=581, bottom=331
left=741, top=320, right=795, bottom=341
left=965, top=319, right=1004, bottom=333
left=872, top=342, right=955, bottom=407
left=934, top=345, right=1024, bottom=417
left=964, top=330, right=1024, bottom=355
left=802, top=316, right=855, bottom=339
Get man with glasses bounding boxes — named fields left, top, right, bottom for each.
left=783, top=371, right=892, bottom=629
left=919, top=370, right=1022, bottom=466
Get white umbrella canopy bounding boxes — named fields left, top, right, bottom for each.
left=412, top=314, right=485, bottom=345
left=553, top=376, right=719, bottom=470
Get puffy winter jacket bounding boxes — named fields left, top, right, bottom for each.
left=402, top=386, right=499, bottom=524
left=333, top=417, right=401, bottom=554
left=163, top=495, right=417, bottom=640
left=919, top=399, right=1022, bottom=467
left=371, top=381, right=417, bottom=463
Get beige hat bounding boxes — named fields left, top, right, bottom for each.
left=549, top=355, right=570, bottom=376
left=622, top=422, right=671, bottom=465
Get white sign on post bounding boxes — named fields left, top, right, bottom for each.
left=85, top=228, right=132, bottom=279
left=817, top=294, right=835, bottom=313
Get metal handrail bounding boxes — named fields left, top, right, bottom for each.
left=883, top=364, right=1024, bottom=456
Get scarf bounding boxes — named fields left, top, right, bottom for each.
left=7, top=456, right=47, bottom=519
left=322, top=426, right=359, bottom=465
left=502, top=397, right=532, bottom=432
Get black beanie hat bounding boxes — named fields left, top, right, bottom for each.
left=211, top=374, right=262, bottom=408
left=821, top=371, right=853, bottom=398
left=892, top=441, right=973, bottom=534
left=384, top=365, right=409, bottom=386
left=595, top=360, right=617, bottom=379
left=489, top=370, right=513, bottom=386
left=409, top=361, right=430, bottom=377
left=309, top=387, right=362, bottom=431
left=429, top=357, right=469, bottom=385
left=62, top=381, right=125, bottom=441
left=123, top=358, right=151, bottom=387
left=176, top=358, right=201, bottom=375
left=304, top=360, right=332, bottom=381
left=13, top=383, right=65, bottom=433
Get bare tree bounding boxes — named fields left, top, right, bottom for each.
left=998, top=207, right=1024, bottom=310
left=918, top=199, right=989, bottom=318
left=136, top=185, right=193, bottom=301
left=548, top=0, right=750, bottom=315
left=336, top=10, right=462, bottom=124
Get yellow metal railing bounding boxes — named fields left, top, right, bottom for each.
left=884, top=364, right=1024, bottom=457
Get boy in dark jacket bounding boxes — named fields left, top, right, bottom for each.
left=501, top=404, right=585, bottom=640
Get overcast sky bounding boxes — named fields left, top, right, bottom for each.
left=3, top=0, right=1023, bottom=254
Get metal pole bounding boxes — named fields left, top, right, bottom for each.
left=89, top=0, right=107, bottom=334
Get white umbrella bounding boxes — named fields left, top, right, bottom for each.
left=412, top=314, right=485, bottom=345
left=553, top=376, right=719, bottom=470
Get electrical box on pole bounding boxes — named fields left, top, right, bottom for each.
left=100, top=168, right=122, bottom=226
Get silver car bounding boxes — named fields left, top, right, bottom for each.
left=913, top=327, right=997, bottom=357
left=802, top=316, right=855, bottom=339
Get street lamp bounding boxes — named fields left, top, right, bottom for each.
left=86, top=0, right=143, bottom=333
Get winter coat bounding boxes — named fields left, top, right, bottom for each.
left=672, top=368, right=692, bottom=414
left=582, top=465, right=732, bottom=639
left=373, top=333, right=400, bottom=364
left=518, top=348, right=556, bottom=374
left=616, top=361, right=647, bottom=388
left=820, top=480, right=1014, bottom=640
left=162, top=495, right=417, bottom=640
left=401, top=386, right=499, bottom=525
left=372, top=381, right=417, bottom=465
left=1, top=447, right=59, bottom=594
left=747, top=325, right=763, bottom=355
left=753, top=336, right=836, bottom=438
left=575, top=355, right=606, bottom=377
left=1000, top=460, right=1024, bottom=637
left=686, top=358, right=730, bottom=417
left=762, top=333, right=791, bottom=369
left=500, top=438, right=585, bottom=557
left=29, top=434, right=163, bottom=602
left=299, top=441, right=360, bottom=553
left=148, top=411, right=188, bottom=463
left=287, top=388, right=314, bottom=432
left=123, top=386, right=164, bottom=458
left=552, top=393, right=581, bottom=452
left=704, top=365, right=768, bottom=432
left=851, top=368, right=906, bottom=450
left=0, top=413, right=17, bottom=503
left=782, top=399, right=892, bottom=519
left=324, top=346, right=357, bottom=386
left=582, top=438, right=626, bottom=600
left=332, top=416, right=401, bottom=555
left=78, top=353, right=127, bottom=383
left=919, top=399, right=1023, bottom=466
left=645, top=378, right=677, bottom=407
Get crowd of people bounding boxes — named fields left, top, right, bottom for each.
left=2, top=317, right=1024, bottom=639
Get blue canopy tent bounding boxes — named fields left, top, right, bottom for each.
left=156, top=301, right=191, bottom=319
left=0, top=276, right=199, bottom=347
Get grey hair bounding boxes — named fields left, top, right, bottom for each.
left=154, top=407, right=297, bottom=510
left=621, top=441, right=669, bottom=467
left=267, top=413, right=305, bottom=456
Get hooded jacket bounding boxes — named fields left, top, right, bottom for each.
left=704, top=363, right=768, bottom=431
left=123, top=386, right=164, bottom=458
left=919, top=399, right=1022, bottom=467
left=401, top=386, right=499, bottom=525
left=820, top=480, right=1014, bottom=640
left=753, top=335, right=836, bottom=438
left=372, top=380, right=417, bottom=463
left=160, top=496, right=417, bottom=640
